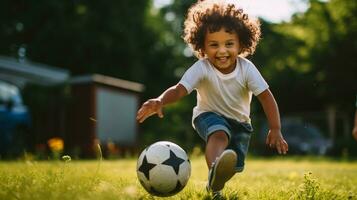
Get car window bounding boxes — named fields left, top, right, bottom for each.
left=282, top=122, right=323, bottom=139
left=0, top=81, right=22, bottom=105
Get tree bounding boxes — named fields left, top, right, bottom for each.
left=255, top=0, right=357, bottom=113
left=0, top=0, right=172, bottom=84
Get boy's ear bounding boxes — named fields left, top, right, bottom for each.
left=239, top=40, right=245, bottom=53
left=199, top=49, right=206, bottom=57
left=237, top=45, right=242, bottom=54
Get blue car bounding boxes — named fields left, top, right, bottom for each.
left=258, top=118, right=332, bottom=155
left=0, top=81, right=31, bottom=157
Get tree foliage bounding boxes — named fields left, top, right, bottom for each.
left=253, top=0, right=357, bottom=113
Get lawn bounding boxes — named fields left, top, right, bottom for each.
left=0, top=156, right=356, bottom=200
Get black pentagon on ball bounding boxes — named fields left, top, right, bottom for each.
left=149, top=180, right=184, bottom=197
left=138, top=155, right=156, bottom=180
left=161, top=150, right=185, bottom=175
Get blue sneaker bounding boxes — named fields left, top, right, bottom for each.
left=207, top=149, right=237, bottom=192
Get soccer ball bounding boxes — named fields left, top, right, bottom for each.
left=136, top=141, right=191, bottom=197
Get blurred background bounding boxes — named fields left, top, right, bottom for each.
left=0, top=0, right=356, bottom=160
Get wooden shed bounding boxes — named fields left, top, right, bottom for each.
left=67, top=74, right=144, bottom=157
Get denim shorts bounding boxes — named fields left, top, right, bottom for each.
left=193, top=112, right=253, bottom=172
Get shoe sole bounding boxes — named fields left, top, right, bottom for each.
left=210, top=150, right=237, bottom=192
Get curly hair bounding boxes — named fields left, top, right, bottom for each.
left=183, top=0, right=261, bottom=58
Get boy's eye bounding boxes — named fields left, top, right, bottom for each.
left=209, top=43, right=218, bottom=47
left=226, top=42, right=234, bottom=46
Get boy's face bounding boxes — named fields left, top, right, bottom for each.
left=203, top=28, right=240, bottom=74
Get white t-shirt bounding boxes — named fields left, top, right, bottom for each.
left=179, top=57, right=269, bottom=124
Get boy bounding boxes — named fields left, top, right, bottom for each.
left=137, top=0, right=288, bottom=197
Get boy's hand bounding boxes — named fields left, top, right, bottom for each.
left=266, top=129, right=288, bottom=154
left=136, top=98, right=164, bottom=123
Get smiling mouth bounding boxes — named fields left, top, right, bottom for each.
left=216, top=56, right=229, bottom=62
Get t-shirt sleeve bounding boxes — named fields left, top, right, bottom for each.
left=244, top=61, right=269, bottom=96
left=178, top=60, right=205, bottom=94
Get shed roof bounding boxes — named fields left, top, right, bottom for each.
left=0, top=55, right=69, bottom=87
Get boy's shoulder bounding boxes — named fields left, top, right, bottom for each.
left=194, top=58, right=210, bottom=66
left=190, top=58, right=211, bottom=71
left=238, top=56, right=255, bottom=68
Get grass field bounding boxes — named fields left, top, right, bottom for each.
left=0, top=156, right=356, bottom=200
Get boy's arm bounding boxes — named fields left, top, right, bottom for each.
left=136, top=83, right=188, bottom=123
left=257, top=89, right=288, bottom=154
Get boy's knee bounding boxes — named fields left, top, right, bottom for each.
left=208, top=131, right=229, bottom=143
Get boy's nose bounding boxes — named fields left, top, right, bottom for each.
left=217, top=46, right=227, bottom=54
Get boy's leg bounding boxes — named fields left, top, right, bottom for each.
left=205, top=131, right=228, bottom=168
left=206, top=131, right=237, bottom=192
left=192, top=112, right=238, bottom=194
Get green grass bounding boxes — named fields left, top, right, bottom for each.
left=0, top=156, right=356, bottom=200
